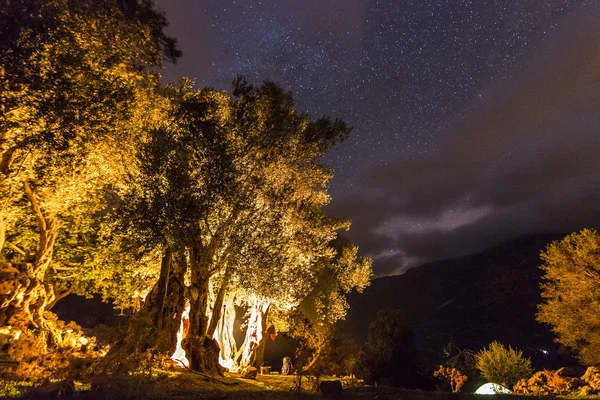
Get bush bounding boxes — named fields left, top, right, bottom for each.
left=434, top=365, right=468, bottom=392
left=475, top=341, right=532, bottom=388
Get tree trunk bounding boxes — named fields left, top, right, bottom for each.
left=206, top=266, right=232, bottom=338
left=238, top=298, right=270, bottom=369
left=105, top=248, right=187, bottom=369
left=185, top=244, right=222, bottom=375
left=0, top=182, right=66, bottom=379
left=0, top=213, right=6, bottom=255
left=213, top=292, right=238, bottom=370
left=141, top=248, right=187, bottom=354
left=0, top=182, right=58, bottom=330
left=47, top=285, right=74, bottom=310
left=303, top=345, right=324, bottom=372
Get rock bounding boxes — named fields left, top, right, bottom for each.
left=34, top=378, right=74, bottom=399
left=579, top=385, right=594, bottom=396
left=281, top=356, right=293, bottom=375
left=240, top=366, right=258, bottom=379
left=319, top=380, right=343, bottom=398
left=582, top=366, right=600, bottom=391
left=513, top=369, right=583, bottom=396
left=556, top=367, right=581, bottom=377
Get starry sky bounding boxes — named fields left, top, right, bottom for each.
left=155, top=0, right=600, bottom=276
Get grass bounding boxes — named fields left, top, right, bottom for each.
left=0, top=370, right=576, bottom=400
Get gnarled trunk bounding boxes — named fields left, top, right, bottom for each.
left=213, top=292, right=238, bottom=370
left=238, top=297, right=270, bottom=369
left=207, top=266, right=232, bottom=338
left=185, top=245, right=222, bottom=375
left=141, top=248, right=187, bottom=354
left=1, top=182, right=58, bottom=330
left=105, top=247, right=187, bottom=369
left=0, top=182, right=69, bottom=380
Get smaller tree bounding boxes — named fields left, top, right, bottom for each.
left=475, top=341, right=532, bottom=389
left=434, top=365, right=468, bottom=393
left=537, top=229, right=600, bottom=365
left=363, top=310, right=419, bottom=388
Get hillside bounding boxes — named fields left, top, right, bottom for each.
left=345, top=233, right=578, bottom=370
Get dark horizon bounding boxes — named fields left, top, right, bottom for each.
left=155, top=0, right=600, bottom=276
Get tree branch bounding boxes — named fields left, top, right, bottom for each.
left=23, top=180, right=47, bottom=234
left=6, top=242, right=27, bottom=256
left=0, top=213, right=5, bottom=255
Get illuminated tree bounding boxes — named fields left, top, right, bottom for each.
left=475, top=341, right=532, bottom=388
left=537, top=229, right=600, bottom=365
left=290, top=236, right=372, bottom=371
left=118, top=77, right=351, bottom=373
left=0, top=0, right=178, bottom=378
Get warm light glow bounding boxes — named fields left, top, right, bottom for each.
left=475, top=383, right=511, bottom=395
left=238, top=298, right=269, bottom=368
left=215, top=295, right=240, bottom=372
left=218, top=355, right=238, bottom=372
left=171, top=304, right=190, bottom=367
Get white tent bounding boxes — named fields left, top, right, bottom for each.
left=475, top=383, right=511, bottom=395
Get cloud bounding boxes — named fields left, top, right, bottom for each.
left=330, top=4, right=600, bottom=276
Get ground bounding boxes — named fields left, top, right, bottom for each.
left=0, top=370, right=569, bottom=399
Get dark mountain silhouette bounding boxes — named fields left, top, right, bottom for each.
left=345, top=233, right=579, bottom=370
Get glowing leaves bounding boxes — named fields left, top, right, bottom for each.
left=537, top=229, right=600, bottom=365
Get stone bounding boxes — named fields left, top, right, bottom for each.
left=241, top=366, right=258, bottom=379
left=513, top=369, right=583, bottom=396
left=319, top=380, right=343, bottom=398
left=582, top=366, right=600, bottom=391
left=281, top=356, right=293, bottom=375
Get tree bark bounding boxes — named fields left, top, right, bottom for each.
left=238, top=298, right=270, bottom=368
left=0, top=182, right=58, bottom=330
left=140, top=247, right=187, bottom=354
left=47, top=285, right=74, bottom=310
left=213, top=292, right=238, bottom=370
left=206, top=266, right=232, bottom=338
left=185, top=244, right=222, bottom=375
left=0, top=213, right=6, bottom=255
left=303, top=345, right=324, bottom=372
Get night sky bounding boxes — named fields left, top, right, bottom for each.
left=155, top=0, right=600, bottom=276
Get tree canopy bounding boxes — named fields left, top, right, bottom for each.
left=0, top=0, right=371, bottom=381
left=537, top=229, right=600, bottom=366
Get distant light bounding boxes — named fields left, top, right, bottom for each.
left=541, top=349, right=549, bottom=355
left=475, top=383, right=511, bottom=395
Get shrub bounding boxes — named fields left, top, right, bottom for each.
left=434, top=365, right=468, bottom=392
left=475, top=341, right=532, bottom=388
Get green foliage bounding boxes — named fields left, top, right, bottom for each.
left=315, top=325, right=363, bottom=377
left=0, top=0, right=178, bottom=297
left=537, top=229, right=600, bottom=365
left=0, top=0, right=178, bottom=380
left=289, top=236, right=372, bottom=371
left=434, top=365, right=468, bottom=393
left=475, top=341, right=532, bottom=388
left=1, top=0, right=367, bottom=380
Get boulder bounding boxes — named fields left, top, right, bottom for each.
left=281, top=356, right=293, bottom=375
left=240, top=366, right=258, bottom=379
left=319, top=380, right=343, bottom=398
left=514, top=369, right=583, bottom=395
left=582, top=366, right=600, bottom=391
